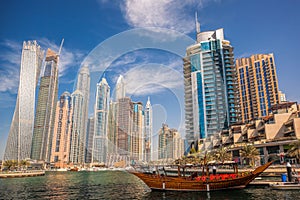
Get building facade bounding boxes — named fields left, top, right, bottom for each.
left=107, top=101, right=118, bottom=155
left=131, top=102, right=144, bottom=161
left=183, top=25, right=239, bottom=149
left=201, top=102, right=300, bottom=165
left=4, top=41, right=44, bottom=161
left=85, top=117, right=94, bottom=164
left=158, top=124, right=184, bottom=160
left=92, top=78, right=110, bottom=163
left=236, top=54, right=279, bottom=122
left=31, top=48, right=59, bottom=161
left=50, top=92, right=72, bottom=167
left=74, top=65, right=90, bottom=164
left=117, top=97, right=133, bottom=156
left=144, top=97, right=153, bottom=162
left=69, top=90, right=84, bottom=163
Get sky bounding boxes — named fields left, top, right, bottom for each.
left=1, top=0, right=300, bottom=159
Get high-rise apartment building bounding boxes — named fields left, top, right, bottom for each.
left=144, top=97, right=153, bottom=162
left=158, top=124, right=183, bottom=160
left=117, top=97, right=132, bottom=156
left=236, top=54, right=279, bottom=122
left=4, top=41, right=44, bottom=161
left=31, top=48, right=59, bottom=161
left=131, top=102, right=144, bottom=161
left=85, top=117, right=94, bottom=164
left=69, top=90, right=84, bottom=163
left=107, top=101, right=118, bottom=155
left=50, top=92, right=72, bottom=167
left=92, top=77, right=110, bottom=163
left=68, top=66, right=90, bottom=164
left=74, top=65, right=90, bottom=164
left=183, top=21, right=239, bottom=149
left=279, top=90, right=287, bottom=103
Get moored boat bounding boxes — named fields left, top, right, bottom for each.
left=129, top=161, right=273, bottom=192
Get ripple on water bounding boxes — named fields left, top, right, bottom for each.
left=1, top=171, right=299, bottom=199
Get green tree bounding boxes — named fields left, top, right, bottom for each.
left=19, top=160, right=30, bottom=170
left=3, top=160, right=18, bottom=170
left=215, top=147, right=232, bottom=163
left=240, top=144, right=260, bottom=167
left=287, top=139, right=300, bottom=162
left=190, top=147, right=197, bottom=154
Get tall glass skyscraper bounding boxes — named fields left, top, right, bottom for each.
left=4, top=41, right=44, bottom=161
left=144, top=97, right=152, bottom=162
left=31, top=48, right=59, bottom=161
left=74, top=65, right=90, bottom=164
left=69, top=90, right=84, bottom=163
left=69, top=65, right=90, bottom=164
left=92, top=77, right=110, bottom=163
left=183, top=22, right=239, bottom=149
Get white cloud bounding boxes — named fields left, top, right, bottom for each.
left=123, top=60, right=183, bottom=96
left=0, top=40, right=22, bottom=93
left=120, top=0, right=205, bottom=33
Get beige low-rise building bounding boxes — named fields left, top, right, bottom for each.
left=198, top=102, right=300, bottom=165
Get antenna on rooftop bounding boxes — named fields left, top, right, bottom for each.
left=195, top=12, right=200, bottom=33
left=58, top=38, right=64, bottom=55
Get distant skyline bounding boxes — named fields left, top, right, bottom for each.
left=1, top=0, right=300, bottom=158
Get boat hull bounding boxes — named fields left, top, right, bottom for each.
left=130, top=161, right=273, bottom=192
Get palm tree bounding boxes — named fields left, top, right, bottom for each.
left=215, top=147, right=232, bottom=163
left=3, top=160, right=18, bottom=171
left=287, top=139, right=300, bottom=163
left=240, top=144, right=260, bottom=167
left=19, top=160, right=30, bottom=170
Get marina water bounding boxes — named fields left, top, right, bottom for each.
left=1, top=171, right=299, bottom=199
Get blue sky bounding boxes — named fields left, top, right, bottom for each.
left=1, top=0, right=300, bottom=159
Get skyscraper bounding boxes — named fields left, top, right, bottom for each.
left=183, top=19, right=239, bottom=149
left=107, top=101, right=118, bottom=155
left=69, top=66, right=90, bottom=164
left=144, top=97, right=153, bottom=162
left=92, top=77, right=110, bottom=163
left=85, top=117, right=94, bottom=164
left=69, top=90, right=84, bottom=163
left=4, top=41, right=44, bottom=161
left=236, top=54, right=279, bottom=122
left=115, top=75, right=125, bottom=100
left=50, top=92, right=72, bottom=167
left=31, top=48, right=59, bottom=161
left=117, top=97, right=132, bottom=156
left=131, top=102, right=144, bottom=161
left=74, top=65, right=90, bottom=164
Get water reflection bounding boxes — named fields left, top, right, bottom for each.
left=0, top=171, right=299, bottom=200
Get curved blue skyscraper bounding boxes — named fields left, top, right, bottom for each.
left=184, top=19, right=239, bottom=150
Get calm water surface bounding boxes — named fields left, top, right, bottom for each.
left=0, top=171, right=299, bottom=199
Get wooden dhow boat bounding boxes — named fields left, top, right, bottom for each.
left=129, top=161, right=273, bottom=192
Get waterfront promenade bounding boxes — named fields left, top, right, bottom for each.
left=0, top=170, right=45, bottom=178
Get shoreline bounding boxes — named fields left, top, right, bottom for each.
left=0, top=170, right=45, bottom=178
